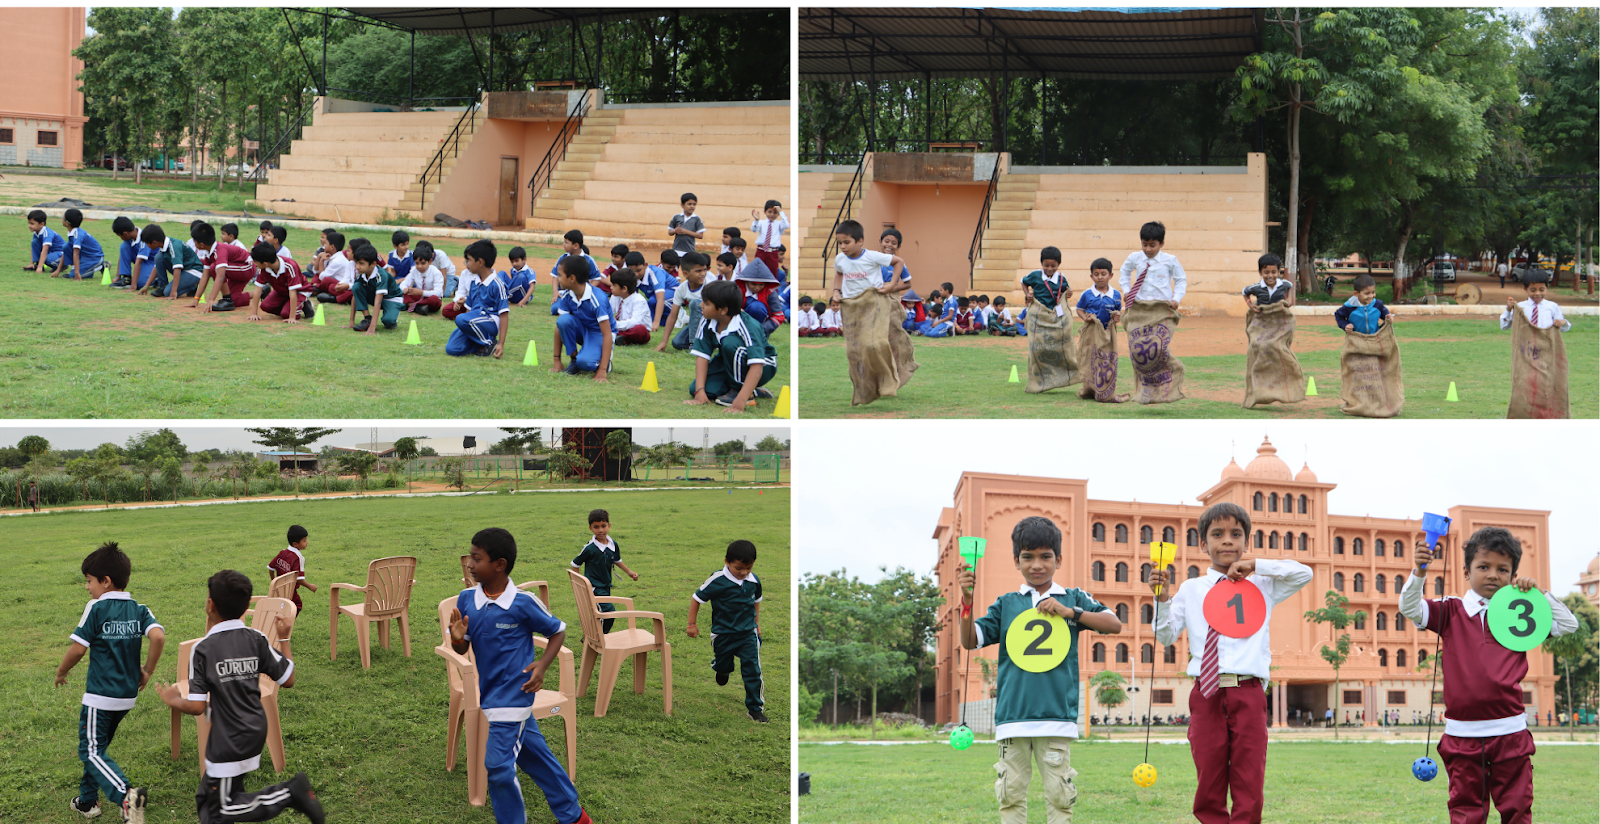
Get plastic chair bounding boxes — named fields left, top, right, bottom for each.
left=249, top=572, right=300, bottom=645
left=516, top=580, right=550, bottom=609
left=566, top=569, right=672, bottom=717
left=460, top=555, right=476, bottom=589
left=330, top=556, right=417, bottom=669
left=434, top=597, right=577, bottom=807
left=170, top=602, right=295, bottom=775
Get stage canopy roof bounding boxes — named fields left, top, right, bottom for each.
left=340, top=7, right=729, bottom=37
left=800, top=7, right=1263, bottom=83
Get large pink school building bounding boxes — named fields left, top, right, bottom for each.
left=0, top=7, right=88, bottom=169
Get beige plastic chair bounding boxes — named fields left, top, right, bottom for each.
left=170, top=601, right=295, bottom=774
left=433, top=596, right=577, bottom=807
left=516, top=580, right=550, bottom=609
left=566, top=569, right=672, bottom=717
left=249, top=572, right=300, bottom=643
left=460, top=555, right=476, bottom=589
left=330, top=556, right=417, bottom=669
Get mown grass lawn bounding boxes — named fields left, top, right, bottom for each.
left=0, top=489, right=790, bottom=823
left=799, top=740, right=1598, bottom=823
left=2, top=218, right=791, bottom=418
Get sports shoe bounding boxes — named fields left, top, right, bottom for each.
left=68, top=796, right=101, bottom=819
left=716, top=670, right=730, bottom=686
left=315, top=292, right=336, bottom=303
left=212, top=297, right=235, bottom=312
left=286, top=773, right=325, bottom=824
left=750, top=710, right=769, bottom=723
left=417, top=304, right=433, bottom=316
left=714, top=392, right=738, bottom=407
left=353, top=317, right=371, bottom=333
left=122, top=788, right=146, bottom=824
left=752, top=387, right=776, bottom=400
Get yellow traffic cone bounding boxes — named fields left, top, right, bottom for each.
left=523, top=340, right=538, bottom=366
left=404, top=319, right=421, bottom=345
left=771, top=385, right=791, bottom=418
left=1305, top=376, right=1318, bottom=396
left=1445, top=381, right=1459, bottom=402
left=1008, top=365, right=1020, bottom=383
left=640, top=361, right=661, bottom=392
left=100, top=268, right=112, bottom=285
left=312, top=302, right=326, bottom=326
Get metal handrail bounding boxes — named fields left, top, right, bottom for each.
left=967, top=157, right=1002, bottom=280
left=247, top=97, right=316, bottom=184
left=417, top=97, right=482, bottom=213
left=525, top=89, right=590, bottom=207
left=819, top=153, right=868, bottom=281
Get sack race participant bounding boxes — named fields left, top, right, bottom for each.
left=1075, top=316, right=1128, bottom=403
left=1338, top=322, right=1404, bottom=417
left=1122, top=300, right=1185, bottom=404
left=1021, top=246, right=1080, bottom=394
left=1502, top=273, right=1571, bottom=419
left=1242, top=303, right=1305, bottom=408
left=831, top=219, right=917, bottom=406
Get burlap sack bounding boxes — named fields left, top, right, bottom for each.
left=1242, top=302, right=1306, bottom=408
left=1507, top=306, right=1570, bottom=419
left=1122, top=300, right=1186, bottom=404
left=1024, top=305, right=1080, bottom=393
left=842, top=289, right=919, bottom=406
left=1339, top=322, right=1405, bottom=418
left=1076, top=318, right=1129, bottom=402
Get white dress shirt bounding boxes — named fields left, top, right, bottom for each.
left=818, top=308, right=841, bottom=328
left=750, top=211, right=789, bottom=251
left=797, top=307, right=819, bottom=332
left=321, top=253, right=354, bottom=286
left=1500, top=299, right=1571, bottom=332
left=400, top=265, right=445, bottom=299
left=1154, top=559, right=1313, bottom=681
left=1119, top=250, right=1188, bottom=304
left=610, top=291, right=650, bottom=333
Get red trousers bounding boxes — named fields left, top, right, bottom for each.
left=259, top=289, right=303, bottom=319
left=308, top=277, right=352, bottom=303
left=1437, top=731, right=1535, bottom=824
left=1187, top=679, right=1268, bottom=824
left=220, top=268, right=255, bottom=306
left=755, top=248, right=783, bottom=279
left=614, top=325, right=650, bottom=345
left=404, top=294, right=441, bottom=311
left=441, top=301, right=466, bottom=320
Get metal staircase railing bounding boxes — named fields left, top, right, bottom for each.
left=967, top=158, right=1003, bottom=281
left=246, top=97, right=316, bottom=184
left=417, top=97, right=482, bottom=213
left=820, top=154, right=868, bottom=284
left=526, top=89, right=591, bottom=209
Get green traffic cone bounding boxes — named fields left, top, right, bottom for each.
left=311, top=302, right=326, bottom=326
left=1305, top=376, right=1318, bottom=396
left=1445, top=381, right=1458, bottom=402
left=100, top=267, right=112, bottom=285
left=523, top=340, right=539, bottom=366
left=1008, top=365, right=1020, bottom=383
left=404, top=319, right=422, bottom=345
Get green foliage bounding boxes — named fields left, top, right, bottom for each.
left=418, top=446, right=439, bottom=457
left=799, top=685, right=825, bottom=726
left=1546, top=594, right=1599, bottom=721
left=16, top=435, right=50, bottom=458
left=124, top=428, right=187, bottom=464
left=755, top=435, right=786, bottom=452
left=334, top=451, right=379, bottom=492
left=713, top=439, right=746, bottom=457
left=543, top=446, right=587, bottom=481
left=1305, top=589, right=1368, bottom=739
left=1090, top=669, right=1129, bottom=711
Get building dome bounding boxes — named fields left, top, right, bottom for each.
left=1221, top=458, right=1244, bottom=481
left=1295, top=463, right=1318, bottom=483
left=1588, top=553, right=1600, bottom=578
left=1244, top=437, right=1292, bottom=480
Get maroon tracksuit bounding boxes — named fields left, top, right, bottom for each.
left=210, top=243, right=257, bottom=307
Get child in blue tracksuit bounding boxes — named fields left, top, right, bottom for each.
left=109, top=217, right=145, bottom=290
left=449, top=529, right=591, bottom=824
left=25, top=209, right=68, bottom=273
left=60, top=209, right=106, bottom=280
left=445, top=240, right=512, bottom=358
left=549, top=230, right=601, bottom=313
left=504, top=246, right=534, bottom=307
left=645, top=258, right=679, bottom=328
left=550, top=254, right=614, bottom=377
left=386, top=230, right=413, bottom=283
left=1333, top=274, right=1393, bottom=334
left=918, top=290, right=955, bottom=338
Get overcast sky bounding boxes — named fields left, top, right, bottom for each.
left=796, top=419, right=1599, bottom=597
left=0, top=425, right=788, bottom=453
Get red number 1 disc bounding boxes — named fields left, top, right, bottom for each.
left=1202, top=578, right=1267, bottom=638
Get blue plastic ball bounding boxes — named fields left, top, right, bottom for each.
left=1412, top=757, right=1438, bottom=782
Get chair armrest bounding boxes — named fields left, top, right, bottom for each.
left=593, top=596, right=635, bottom=609
left=606, top=610, right=667, bottom=644
left=433, top=643, right=475, bottom=673
left=328, top=582, right=367, bottom=611
left=532, top=637, right=577, bottom=696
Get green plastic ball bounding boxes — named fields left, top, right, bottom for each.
left=949, top=725, right=974, bottom=750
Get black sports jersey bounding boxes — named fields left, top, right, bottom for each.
left=187, top=620, right=293, bottom=777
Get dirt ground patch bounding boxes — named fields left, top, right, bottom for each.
left=0, top=172, right=225, bottom=210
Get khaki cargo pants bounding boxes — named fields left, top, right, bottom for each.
left=995, top=736, right=1077, bottom=824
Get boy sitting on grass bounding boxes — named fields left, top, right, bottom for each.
left=656, top=250, right=709, bottom=353
left=550, top=254, right=613, bottom=379
left=25, top=208, right=67, bottom=273
left=987, top=295, right=1018, bottom=336
left=687, top=540, right=767, bottom=722
left=386, top=230, right=412, bottom=281
left=58, top=542, right=164, bottom=824
left=403, top=243, right=447, bottom=315
left=608, top=268, right=653, bottom=346
left=348, top=242, right=403, bottom=333
left=505, top=246, right=534, bottom=307
left=685, top=280, right=777, bottom=412
left=444, top=240, right=511, bottom=358
left=308, top=231, right=354, bottom=305
left=247, top=243, right=312, bottom=323
left=60, top=208, right=106, bottom=280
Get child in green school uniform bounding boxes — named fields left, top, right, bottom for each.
left=570, top=508, right=638, bottom=633
left=687, top=540, right=766, bottom=722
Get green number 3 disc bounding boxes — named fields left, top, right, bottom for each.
left=1005, top=608, right=1071, bottom=673
left=1487, top=586, right=1552, bottom=652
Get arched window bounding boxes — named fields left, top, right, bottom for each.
left=1164, top=645, right=1177, bottom=663
left=1187, top=565, right=1201, bottom=580
left=1396, top=649, right=1407, bottom=668
left=1353, top=538, right=1364, bottom=556
left=1162, top=526, right=1175, bottom=543
left=1140, top=563, right=1153, bottom=583
left=1301, top=532, right=1310, bottom=551
left=1396, top=613, right=1408, bottom=631
left=1269, top=493, right=1278, bottom=512
left=1115, top=562, right=1128, bottom=583
left=1269, top=532, right=1279, bottom=549
left=1434, top=577, right=1444, bottom=596
left=1418, top=650, right=1428, bottom=666
left=1378, top=649, right=1388, bottom=667
left=1299, top=495, right=1308, bottom=514
left=1116, top=643, right=1129, bottom=663
left=1187, top=528, right=1199, bottom=547
left=1166, top=563, right=1177, bottom=580
left=1376, top=611, right=1387, bottom=631
left=1093, top=643, right=1106, bottom=663
left=1092, top=523, right=1105, bottom=541
left=1353, top=573, right=1365, bottom=593
left=1285, top=532, right=1295, bottom=550
left=1375, top=575, right=1386, bottom=594
left=1255, top=530, right=1264, bottom=548
left=1354, top=614, right=1365, bottom=630
left=1140, top=525, right=1153, bottom=544
left=1284, top=491, right=1295, bottom=515
left=1091, top=561, right=1106, bottom=582
left=1334, top=572, right=1345, bottom=591
left=1334, top=536, right=1345, bottom=554
left=1253, top=492, right=1264, bottom=511
left=1141, top=644, right=1154, bottom=664
left=1375, top=539, right=1386, bottom=557
left=1141, top=603, right=1153, bottom=624
left=1115, top=603, right=1129, bottom=623
left=1393, top=575, right=1405, bottom=593
left=1115, top=524, right=1128, bottom=543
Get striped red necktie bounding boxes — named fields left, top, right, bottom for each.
left=764, top=221, right=773, bottom=249
left=1199, top=626, right=1220, bottom=698
left=1125, top=259, right=1150, bottom=308
left=1531, top=303, right=1539, bottom=325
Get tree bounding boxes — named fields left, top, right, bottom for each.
left=436, top=457, right=466, bottom=490
left=160, top=456, right=184, bottom=504
left=713, top=439, right=746, bottom=457
left=130, top=454, right=165, bottom=502
left=1305, top=590, right=1367, bottom=739
left=1090, top=670, right=1129, bottom=739
left=230, top=452, right=257, bottom=498
left=246, top=427, right=340, bottom=496
left=419, top=446, right=439, bottom=457
left=392, top=437, right=421, bottom=492
left=799, top=569, right=935, bottom=737
left=604, top=430, right=633, bottom=480
left=755, top=435, right=785, bottom=452
left=1545, top=594, right=1598, bottom=740
left=335, top=451, right=379, bottom=493
left=125, top=428, right=187, bottom=464
left=190, top=454, right=210, bottom=480
left=16, top=435, right=50, bottom=460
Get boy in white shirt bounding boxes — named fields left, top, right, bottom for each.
left=817, top=297, right=842, bottom=337
left=309, top=231, right=354, bottom=305
left=1119, top=221, right=1187, bottom=309
left=1500, top=269, right=1573, bottom=418
left=796, top=296, right=820, bottom=337
left=657, top=252, right=710, bottom=353
left=400, top=253, right=446, bottom=315
left=411, top=240, right=458, bottom=303
left=608, top=268, right=652, bottom=345
left=830, top=219, right=906, bottom=301
left=1500, top=270, right=1571, bottom=334
left=986, top=296, right=1017, bottom=336
left=1120, top=221, right=1189, bottom=403
left=268, top=226, right=293, bottom=262
left=750, top=200, right=788, bottom=277
left=1151, top=502, right=1311, bottom=824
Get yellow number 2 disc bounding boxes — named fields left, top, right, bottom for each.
left=1005, top=608, right=1071, bottom=673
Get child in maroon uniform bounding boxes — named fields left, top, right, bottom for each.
left=247, top=244, right=310, bottom=322
left=265, top=526, right=318, bottom=658
left=1401, top=527, right=1577, bottom=824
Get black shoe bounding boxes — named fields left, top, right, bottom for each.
left=353, top=317, right=371, bottom=332
left=316, top=292, right=336, bottom=303
left=212, top=297, right=236, bottom=312
left=287, top=773, right=324, bottom=824
left=418, top=304, right=433, bottom=316
left=750, top=710, right=769, bottom=723
left=67, top=796, right=101, bottom=819
left=716, top=671, right=730, bottom=686
left=714, top=392, right=740, bottom=407
left=752, top=387, right=776, bottom=400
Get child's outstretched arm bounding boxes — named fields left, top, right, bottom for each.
left=655, top=304, right=681, bottom=352
left=54, top=641, right=88, bottom=687
left=616, top=560, right=639, bottom=581
left=685, top=599, right=702, bottom=637
left=1399, top=541, right=1435, bottom=628
left=594, top=318, right=612, bottom=381
left=494, top=310, right=510, bottom=359
left=141, top=627, right=166, bottom=692
left=154, top=681, right=206, bottom=716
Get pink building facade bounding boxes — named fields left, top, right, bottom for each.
left=0, top=7, right=88, bottom=169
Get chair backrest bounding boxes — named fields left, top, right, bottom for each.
left=248, top=597, right=297, bottom=655
left=516, top=580, right=550, bottom=613
left=435, top=596, right=480, bottom=704
left=177, top=637, right=201, bottom=684
left=363, top=556, right=418, bottom=619
left=460, top=555, right=475, bottom=589
left=266, top=571, right=297, bottom=601
left=565, top=569, right=606, bottom=642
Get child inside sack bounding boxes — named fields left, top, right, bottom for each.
left=1074, top=258, right=1128, bottom=403
left=1334, top=274, right=1404, bottom=418
left=1500, top=269, right=1572, bottom=418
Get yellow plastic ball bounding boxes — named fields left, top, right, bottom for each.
left=1132, top=762, right=1158, bottom=788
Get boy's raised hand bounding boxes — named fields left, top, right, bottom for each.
left=1511, top=576, right=1540, bottom=592
left=1506, top=296, right=1518, bottom=310
left=957, top=562, right=975, bottom=605
left=1412, top=541, right=1437, bottom=574
left=1225, top=559, right=1255, bottom=580
left=1149, top=568, right=1176, bottom=601
left=448, top=608, right=469, bottom=644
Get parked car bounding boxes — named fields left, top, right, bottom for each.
left=1512, top=263, right=1550, bottom=284
left=1430, top=261, right=1456, bottom=282
left=99, top=155, right=132, bottom=171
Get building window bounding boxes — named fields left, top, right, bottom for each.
left=1093, top=523, right=1105, bottom=541
left=1164, top=645, right=1176, bottom=664
left=1396, top=613, right=1408, bottom=631
left=1353, top=538, right=1364, bottom=556
left=1434, top=577, right=1444, bottom=597
left=1255, top=530, right=1264, bottom=549
left=1334, top=536, right=1345, bottom=555
left=1354, top=614, right=1365, bottom=630
left=1092, top=643, right=1105, bottom=663
left=1301, top=532, right=1310, bottom=551
left=1187, top=565, right=1200, bottom=580
left=1418, top=650, right=1428, bottom=667
left=1115, top=562, right=1128, bottom=583
left=1116, top=643, right=1129, bottom=663
left=1162, top=526, right=1175, bottom=543
left=1092, top=561, right=1105, bottom=582
left=1353, top=573, right=1364, bottom=593
left=1115, top=524, right=1128, bottom=543
left=1396, top=649, right=1407, bottom=668
left=0, top=127, right=13, bottom=144
left=1153, top=688, right=1174, bottom=705
left=1140, top=563, right=1152, bottom=584
left=1376, top=612, right=1387, bottom=631
left=1344, top=690, right=1363, bottom=705
left=1379, top=649, right=1388, bottom=666
left=38, top=130, right=58, bottom=146
left=1285, top=532, right=1294, bottom=551
left=1269, top=532, right=1279, bottom=549
left=1334, top=572, right=1345, bottom=592
left=1522, top=691, right=1533, bottom=705
left=1432, top=691, right=1443, bottom=703
left=1140, top=525, right=1153, bottom=544
left=1388, top=690, right=1406, bottom=705
left=1187, top=528, right=1198, bottom=547
left=1299, top=494, right=1308, bottom=514
left=1269, top=493, right=1278, bottom=512
left=1375, top=575, right=1386, bottom=594
left=1141, top=603, right=1153, bottom=624
left=1139, top=643, right=1153, bottom=663
left=1375, top=539, right=1386, bottom=557
left=1393, top=575, right=1405, bottom=593
left=1115, top=603, right=1129, bottom=623
left=1253, top=492, right=1263, bottom=511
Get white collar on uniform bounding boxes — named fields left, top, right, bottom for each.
left=591, top=536, right=615, bottom=550
left=1017, top=581, right=1067, bottom=606
left=96, top=591, right=132, bottom=602
left=1462, top=590, right=1493, bottom=617
left=204, top=618, right=247, bottom=637
left=471, top=583, right=517, bottom=611
left=718, top=566, right=756, bottom=587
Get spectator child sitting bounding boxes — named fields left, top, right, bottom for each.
left=400, top=247, right=446, bottom=315
left=954, top=297, right=980, bottom=334
left=796, top=295, right=821, bottom=337
left=25, top=209, right=67, bottom=273
left=386, top=230, right=412, bottom=281
left=308, top=231, right=354, bottom=305
left=988, top=296, right=1018, bottom=336
left=733, top=257, right=785, bottom=333
left=900, top=289, right=927, bottom=332
left=548, top=230, right=600, bottom=312
left=347, top=242, right=403, bottom=333
left=504, top=246, right=534, bottom=307
left=268, top=226, right=293, bottom=262
left=817, top=297, right=843, bottom=337
left=657, top=251, right=709, bottom=352
left=608, top=268, right=652, bottom=346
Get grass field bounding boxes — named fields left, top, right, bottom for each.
left=0, top=489, right=790, bottom=823
left=799, top=740, right=1598, bottom=823
left=797, top=316, right=1598, bottom=419
left=2, top=172, right=271, bottom=218
left=2, top=218, right=791, bottom=418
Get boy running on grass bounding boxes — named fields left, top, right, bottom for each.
left=58, top=542, right=164, bottom=823
left=265, top=525, right=317, bottom=659
left=687, top=540, right=766, bottom=722
left=571, top=508, right=639, bottom=633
